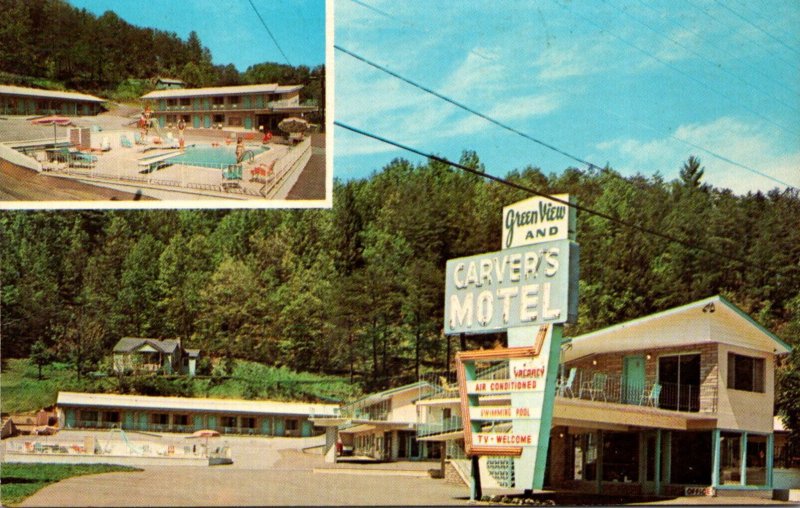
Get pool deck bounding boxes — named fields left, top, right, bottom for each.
left=45, top=133, right=291, bottom=200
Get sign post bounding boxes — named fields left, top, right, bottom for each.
left=446, top=194, right=579, bottom=496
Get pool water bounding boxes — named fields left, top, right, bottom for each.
left=167, top=145, right=268, bottom=167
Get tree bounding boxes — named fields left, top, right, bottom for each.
left=29, top=339, right=53, bottom=379
left=679, top=156, right=707, bottom=190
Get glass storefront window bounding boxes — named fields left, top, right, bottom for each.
left=572, top=432, right=597, bottom=481
left=746, top=434, right=767, bottom=485
left=602, top=432, right=639, bottom=483
left=720, top=432, right=742, bottom=485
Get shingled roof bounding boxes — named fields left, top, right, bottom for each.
left=112, top=337, right=180, bottom=354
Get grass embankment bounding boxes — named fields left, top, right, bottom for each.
left=0, top=463, right=142, bottom=506
left=1, top=358, right=361, bottom=415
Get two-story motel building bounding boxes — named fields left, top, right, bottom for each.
left=139, top=83, right=316, bottom=133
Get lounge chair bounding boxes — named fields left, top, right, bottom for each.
left=57, top=147, right=97, bottom=168
left=120, top=134, right=133, bottom=148
left=557, top=367, right=577, bottom=397
left=640, top=383, right=661, bottom=407
left=579, top=372, right=607, bottom=401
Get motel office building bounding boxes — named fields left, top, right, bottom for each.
left=416, top=296, right=791, bottom=497
left=57, top=392, right=337, bottom=437
left=139, top=83, right=316, bottom=133
left=0, top=85, right=105, bottom=116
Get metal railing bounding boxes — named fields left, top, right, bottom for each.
left=417, top=416, right=464, bottom=437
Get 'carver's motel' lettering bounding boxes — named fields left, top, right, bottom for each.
left=445, top=240, right=578, bottom=334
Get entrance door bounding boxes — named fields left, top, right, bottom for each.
left=640, top=431, right=667, bottom=495
left=623, top=355, right=646, bottom=404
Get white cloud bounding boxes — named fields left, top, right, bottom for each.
left=594, top=117, right=800, bottom=193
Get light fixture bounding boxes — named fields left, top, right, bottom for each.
left=592, top=359, right=597, bottom=366
left=646, top=354, right=652, bottom=361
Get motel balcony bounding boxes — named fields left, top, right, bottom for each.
left=415, top=367, right=719, bottom=440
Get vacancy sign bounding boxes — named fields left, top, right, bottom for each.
left=502, top=194, right=575, bottom=249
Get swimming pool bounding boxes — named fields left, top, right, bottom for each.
left=165, top=145, right=268, bottom=168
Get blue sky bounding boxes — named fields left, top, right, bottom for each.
left=334, top=0, right=800, bottom=194
left=68, top=0, right=326, bottom=69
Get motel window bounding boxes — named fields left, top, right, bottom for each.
left=285, top=419, right=299, bottom=431
left=671, top=431, right=712, bottom=485
left=213, top=97, right=224, bottom=105
left=167, top=99, right=177, bottom=106
left=658, top=353, right=701, bottom=412
left=602, top=432, right=639, bottom=483
left=720, top=432, right=742, bottom=485
left=103, top=411, right=120, bottom=423
left=180, top=98, right=191, bottom=106
left=213, top=114, right=224, bottom=123
left=241, top=417, right=256, bottom=429
left=166, top=115, right=177, bottom=124
left=727, top=353, right=765, bottom=393
left=228, top=96, right=240, bottom=104
left=221, top=416, right=237, bottom=428
left=228, top=117, right=242, bottom=127
left=151, top=413, right=169, bottom=425
left=81, top=410, right=98, bottom=422
left=173, top=414, right=189, bottom=426
left=746, top=434, right=768, bottom=485
left=573, top=432, right=597, bottom=481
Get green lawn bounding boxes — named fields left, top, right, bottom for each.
left=0, top=463, right=142, bottom=506
left=1, top=358, right=360, bottom=415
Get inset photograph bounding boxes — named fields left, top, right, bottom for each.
left=0, top=0, right=327, bottom=206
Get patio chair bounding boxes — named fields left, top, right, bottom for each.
left=579, top=372, right=607, bottom=401
left=640, top=383, right=661, bottom=407
left=120, top=135, right=133, bottom=148
left=557, top=367, right=577, bottom=397
left=57, top=147, right=97, bottom=168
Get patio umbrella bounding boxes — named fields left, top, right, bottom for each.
left=277, top=117, right=308, bottom=134
left=31, top=115, right=72, bottom=146
left=186, top=429, right=220, bottom=455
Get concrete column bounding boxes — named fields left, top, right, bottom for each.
left=740, top=432, right=748, bottom=486
left=767, top=433, right=774, bottom=489
left=655, top=430, right=662, bottom=495
left=711, top=429, right=721, bottom=488
left=392, top=430, right=400, bottom=460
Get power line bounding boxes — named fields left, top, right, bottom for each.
left=334, top=45, right=598, bottom=170
left=636, top=0, right=800, bottom=98
left=601, top=0, right=800, bottom=118
left=247, top=0, right=292, bottom=66
left=553, top=0, right=800, bottom=139
left=335, top=45, right=795, bottom=189
left=713, top=0, right=800, bottom=57
left=335, top=120, right=785, bottom=279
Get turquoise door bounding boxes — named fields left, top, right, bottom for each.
left=159, top=116, right=166, bottom=128
left=203, top=98, right=210, bottom=110
left=65, top=408, right=76, bottom=428
left=244, top=116, right=252, bottom=130
left=261, top=417, right=271, bottom=435
left=159, top=99, right=166, bottom=111
left=193, top=115, right=201, bottom=128
left=194, top=415, right=204, bottom=430
left=207, top=415, right=217, bottom=430
left=274, top=418, right=285, bottom=436
left=301, top=420, right=313, bottom=437
left=623, top=355, right=646, bottom=404
left=123, top=412, right=135, bottom=430
left=255, top=95, right=264, bottom=108
left=139, top=413, right=148, bottom=431
left=204, top=115, right=212, bottom=128
left=243, top=96, right=251, bottom=108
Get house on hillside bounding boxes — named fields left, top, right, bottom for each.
left=0, top=85, right=105, bottom=116
left=112, top=337, right=198, bottom=375
left=139, top=83, right=316, bottom=133
left=154, top=78, right=185, bottom=90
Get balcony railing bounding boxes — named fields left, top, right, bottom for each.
left=417, top=416, right=463, bottom=437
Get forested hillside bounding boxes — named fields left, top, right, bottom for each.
left=2, top=153, right=798, bottom=393
left=0, top=0, right=324, bottom=116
